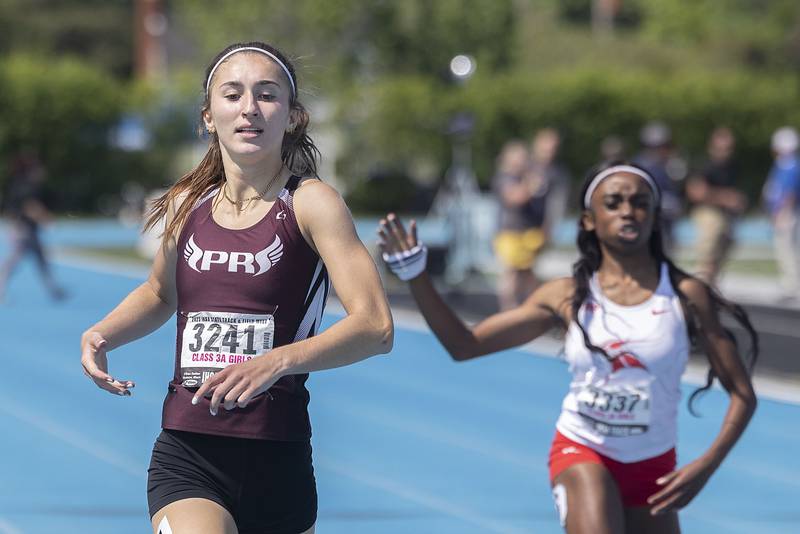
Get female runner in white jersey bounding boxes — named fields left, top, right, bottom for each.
left=80, top=42, right=394, bottom=534
left=378, top=163, right=758, bottom=533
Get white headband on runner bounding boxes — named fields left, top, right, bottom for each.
left=205, top=46, right=296, bottom=98
left=583, top=165, right=660, bottom=209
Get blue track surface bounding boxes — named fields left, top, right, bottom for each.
left=0, top=225, right=797, bottom=533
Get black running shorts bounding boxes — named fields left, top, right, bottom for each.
left=147, top=429, right=317, bottom=533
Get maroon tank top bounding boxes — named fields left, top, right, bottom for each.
left=161, top=176, right=329, bottom=440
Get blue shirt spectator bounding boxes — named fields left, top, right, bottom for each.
left=763, top=153, right=800, bottom=216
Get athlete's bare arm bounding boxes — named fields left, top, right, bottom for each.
left=647, top=277, right=757, bottom=515
left=80, top=197, right=182, bottom=396
left=194, top=179, right=394, bottom=414
left=286, top=179, right=394, bottom=367
left=379, top=213, right=570, bottom=361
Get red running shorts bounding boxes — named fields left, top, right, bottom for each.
left=548, top=430, right=676, bottom=507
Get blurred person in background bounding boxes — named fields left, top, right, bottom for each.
left=492, top=139, right=535, bottom=310
left=0, top=149, right=65, bottom=302
left=633, top=122, right=684, bottom=252
left=685, top=127, right=747, bottom=285
left=762, top=126, right=800, bottom=301
left=80, top=41, right=393, bottom=534
left=492, top=129, right=570, bottom=310
left=599, top=135, right=626, bottom=166
left=378, top=162, right=757, bottom=534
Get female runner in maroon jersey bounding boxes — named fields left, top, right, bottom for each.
left=80, top=42, right=393, bottom=534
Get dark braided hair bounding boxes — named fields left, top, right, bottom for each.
left=571, top=162, right=758, bottom=415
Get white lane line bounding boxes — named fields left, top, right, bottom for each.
left=682, top=363, right=800, bottom=405
left=0, top=518, right=24, bottom=534
left=325, top=396, right=545, bottom=473
left=54, top=250, right=149, bottom=280
left=0, top=396, right=145, bottom=480
left=317, top=458, right=529, bottom=534
left=54, top=252, right=800, bottom=405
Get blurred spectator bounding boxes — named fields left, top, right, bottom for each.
left=686, top=127, right=747, bottom=285
left=492, top=130, right=570, bottom=310
left=0, top=150, right=65, bottom=302
left=599, top=134, right=626, bottom=165
left=632, top=121, right=684, bottom=251
left=118, top=181, right=147, bottom=227
left=762, top=126, right=800, bottom=300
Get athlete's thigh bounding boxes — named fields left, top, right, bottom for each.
left=151, top=498, right=238, bottom=534
left=624, top=506, right=680, bottom=534
left=553, top=462, right=625, bottom=534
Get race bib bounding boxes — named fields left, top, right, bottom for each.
left=576, top=380, right=651, bottom=437
left=180, top=311, right=274, bottom=387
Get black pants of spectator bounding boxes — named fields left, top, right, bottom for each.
left=0, top=223, right=64, bottom=300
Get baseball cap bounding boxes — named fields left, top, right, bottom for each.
left=771, top=126, right=799, bottom=154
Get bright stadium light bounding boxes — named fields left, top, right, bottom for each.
left=449, top=54, right=476, bottom=81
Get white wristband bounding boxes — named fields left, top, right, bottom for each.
left=382, top=244, right=428, bottom=281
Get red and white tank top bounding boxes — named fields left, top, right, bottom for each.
left=161, top=176, right=329, bottom=440
left=556, top=263, right=689, bottom=462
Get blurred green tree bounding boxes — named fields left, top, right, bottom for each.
left=171, top=0, right=516, bottom=86
left=2, top=0, right=800, bottom=215
left=0, top=0, right=133, bottom=77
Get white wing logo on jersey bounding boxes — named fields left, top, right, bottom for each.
left=254, top=235, right=284, bottom=276
left=184, top=234, right=203, bottom=272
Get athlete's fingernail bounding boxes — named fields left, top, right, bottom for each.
left=98, top=340, right=107, bottom=347
left=210, top=408, right=217, bottom=416
left=192, top=396, right=198, bottom=405
left=106, top=378, right=114, bottom=383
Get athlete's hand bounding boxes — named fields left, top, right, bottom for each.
left=647, top=456, right=716, bottom=515
left=80, top=331, right=135, bottom=396
left=191, top=355, right=279, bottom=416
left=377, top=213, right=418, bottom=256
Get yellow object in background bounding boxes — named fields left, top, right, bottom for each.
left=493, top=228, right=546, bottom=270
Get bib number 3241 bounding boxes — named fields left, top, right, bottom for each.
left=180, top=311, right=274, bottom=387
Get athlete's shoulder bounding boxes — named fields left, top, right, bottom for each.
left=675, top=274, right=712, bottom=310
left=294, top=176, right=338, bottom=195
left=293, top=178, right=346, bottom=210
left=528, top=276, right=575, bottom=322
left=169, top=188, right=193, bottom=216
left=161, top=187, right=200, bottom=242
left=536, top=277, right=576, bottom=300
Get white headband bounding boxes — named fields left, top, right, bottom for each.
left=205, top=46, right=296, bottom=98
left=583, top=165, right=660, bottom=209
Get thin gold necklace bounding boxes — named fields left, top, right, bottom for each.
left=222, top=165, right=285, bottom=212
